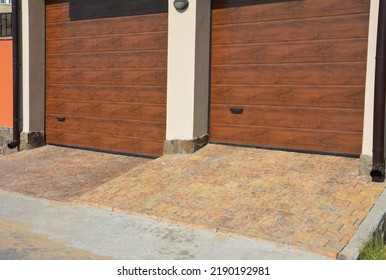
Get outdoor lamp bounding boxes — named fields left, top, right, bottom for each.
left=173, top=0, right=189, bottom=11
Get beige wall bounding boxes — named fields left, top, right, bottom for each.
left=166, top=0, right=211, bottom=140
left=0, top=4, right=11, bottom=13
left=21, top=0, right=45, bottom=133
left=362, top=0, right=380, bottom=156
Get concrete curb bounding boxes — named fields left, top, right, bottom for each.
left=338, top=187, right=386, bottom=260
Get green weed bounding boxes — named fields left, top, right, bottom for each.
left=358, top=233, right=386, bottom=260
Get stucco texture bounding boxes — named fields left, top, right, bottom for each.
left=0, top=39, right=12, bottom=128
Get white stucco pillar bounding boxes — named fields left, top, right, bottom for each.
left=21, top=0, right=45, bottom=148
left=164, top=0, right=211, bottom=154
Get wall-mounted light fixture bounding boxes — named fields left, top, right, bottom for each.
left=173, top=0, right=189, bottom=11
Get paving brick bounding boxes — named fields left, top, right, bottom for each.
left=1, top=144, right=385, bottom=258
left=77, top=144, right=384, bottom=258
left=0, top=145, right=150, bottom=202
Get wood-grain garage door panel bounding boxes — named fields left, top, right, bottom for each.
left=46, top=69, right=166, bottom=86
left=46, top=85, right=166, bottom=104
left=46, top=130, right=164, bottom=157
left=211, top=86, right=365, bottom=109
left=212, top=63, right=366, bottom=86
left=46, top=0, right=167, bottom=156
left=46, top=100, right=166, bottom=122
left=213, top=0, right=370, bottom=24
left=210, top=0, right=370, bottom=155
left=212, top=39, right=368, bottom=65
left=46, top=116, right=165, bottom=140
left=210, top=124, right=362, bottom=156
left=212, top=14, right=369, bottom=45
left=46, top=33, right=167, bottom=54
left=211, top=105, right=363, bottom=132
left=46, top=51, right=167, bottom=69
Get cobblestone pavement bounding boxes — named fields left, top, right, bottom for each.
left=76, top=144, right=385, bottom=258
left=0, top=144, right=384, bottom=258
left=0, top=145, right=150, bottom=202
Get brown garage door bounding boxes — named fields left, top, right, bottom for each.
left=210, top=0, right=370, bottom=155
left=45, top=0, right=167, bottom=157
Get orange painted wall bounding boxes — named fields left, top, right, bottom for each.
left=0, top=39, right=13, bottom=128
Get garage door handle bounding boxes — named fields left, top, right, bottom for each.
left=56, top=117, right=66, bottom=122
left=229, top=108, right=244, bottom=114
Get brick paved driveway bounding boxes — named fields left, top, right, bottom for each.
left=77, top=145, right=385, bottom=258
left=1, top=144, right=384, bottom=258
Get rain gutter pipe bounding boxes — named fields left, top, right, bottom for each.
left=8, top=0, right=21, bottom=150
left=370, top=0, right=386, bottom=182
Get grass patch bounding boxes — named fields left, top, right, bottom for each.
left=358, top=233, right=386, bottom=260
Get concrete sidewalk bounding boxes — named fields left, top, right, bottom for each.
left=0, top=191, right=327, bottom=260
left=1, top=144, right=385, bottom=259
